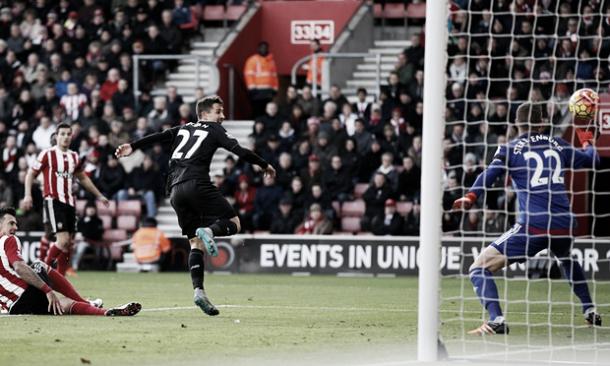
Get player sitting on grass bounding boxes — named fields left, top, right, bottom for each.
left=453, top=103, right=601, bottom=335
left=0, top=207, right=141, bottom=316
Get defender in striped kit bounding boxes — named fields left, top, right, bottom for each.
left=23, top=123, right=109, bottom=275
left=0, top=207, right=141, bottom=316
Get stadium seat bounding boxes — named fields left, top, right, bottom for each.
left=341, top=200, right=366, bottom=217
left=383, top=3, right=406, bottom=19
left=103, top=229, right=127, bottom=243
left=100, top=215, right=113, bottom=230
left=117, top=215, right=138, bottom=232
left=396, top=201, right=414, bottom=216
left=96, top=200, right=117, bottom=216
left=341, top=217, right=361, bottom=233
left=203, top=5, right=225, bottom=22
left=406, top=3, right=426, bottom=19
left=353, top=183, right=369, bottom=199
left=225, top=5, right=247, bottom=21
left=117, top=200, right=142, bottom=217
left=76, top=200, right=87, bottom=216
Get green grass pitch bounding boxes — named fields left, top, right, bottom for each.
left=1, top=272, right=608, bottom=365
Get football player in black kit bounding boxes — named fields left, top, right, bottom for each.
left=116, top=96, right=276, bottom=316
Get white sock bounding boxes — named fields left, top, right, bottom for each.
left=491, top=316, right=505, bottom=324
left=194, top=288, right=204, bottom=298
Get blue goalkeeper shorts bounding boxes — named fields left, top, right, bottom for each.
left=490, top=223, right=573, bottom=264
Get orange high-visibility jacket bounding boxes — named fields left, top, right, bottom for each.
left=131, top=227, right=171, bottom=264
left=306, top=53, right=324, bottom=86
left=243, top=53, right=279, bottom=90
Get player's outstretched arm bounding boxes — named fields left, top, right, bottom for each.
left=564, top=131, right=600, bottom=169
left=23, top=169, right=37, bottom=210
left=116, top=127, right=179, bottom=158
left=453, top=158, right=506, bottom=210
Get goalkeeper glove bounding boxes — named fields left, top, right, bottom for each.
left=576, top=129, right=594, bottom=148
left=452, top=192, right=477, bottom=210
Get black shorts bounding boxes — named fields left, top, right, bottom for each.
left=44, top=198, right=77, bottom=234
left=9, top=261, right=52, bottom=315
left=170, top=180, right=236, bottom=238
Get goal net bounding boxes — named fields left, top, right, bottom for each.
left=432, top=1, right=610, bottom=362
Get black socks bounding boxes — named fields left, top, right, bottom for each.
left=189, top=248, right=204, bottom=290
left=209, top=219, right=239, bottom=237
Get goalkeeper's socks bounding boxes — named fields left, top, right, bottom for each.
left=210, top=219, right=239, bottom=237
left=560, top=259, right=594, bottom=312
left=470, top=268, right=503, bottom=320
left=189, top=248, right=205, bottom=290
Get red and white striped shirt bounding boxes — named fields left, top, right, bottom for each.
left=2, top=147, right=17, bottom=173
left=0, top=235, right=28, bottom=310
left=59, top=93, right=87, bottom=120
left=31, top=146, right=84, bottom=207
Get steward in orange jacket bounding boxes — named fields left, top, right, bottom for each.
left=305, top=39, right=324, bottom=88
left=244, top=41, right=279, bottom=118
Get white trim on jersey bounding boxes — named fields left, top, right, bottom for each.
left=46, top=198, right=57, bottom=232
left=493, top=223, right=522, bottom=246
left=46, top=149, right=53, bottom=197
left=66, top=150, right=75, bottom=206
left=55, top=148, right=66, bottom=204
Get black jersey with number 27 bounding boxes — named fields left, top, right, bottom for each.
left=165, top=122, right=238, bottom=187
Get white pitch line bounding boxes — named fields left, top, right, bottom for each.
left=140, top=304, right=584, bottom=317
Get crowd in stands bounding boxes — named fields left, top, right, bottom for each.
left=0, top=0, right=205, bottom=234
left=1, top=0, right=606, bottom=239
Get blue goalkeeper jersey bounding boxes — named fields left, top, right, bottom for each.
left=469, top=133, right=598, bottom=230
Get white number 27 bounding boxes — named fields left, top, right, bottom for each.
left=523, top=149, right=564, bottom=187
left=171, top=130, right=209, bottom=160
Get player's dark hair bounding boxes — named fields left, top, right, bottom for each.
left=516, top=103, right=543, bottom=126
left=50, top=132, right=57, bottom=146
left=56, top=122, right=72, bottom=132
left=0, top=207, right=16, bottom=222
left=196, top=95, right=223, bottom=118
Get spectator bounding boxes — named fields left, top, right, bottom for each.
left=323, top=155, right=353, bottom=203
left=147, top=97, right=169, bottom=131
left=312, top=132, right=336, bottom=167
left=32, top=116, right=56, bottom=150
left=166, top=86, right=183, bottom=121
left=359, top=140, right=382, bottom=183
left=295, top=203, right=333, bottom=235
left=288, top=176, right=307, bottom=220
left=270, top=197, right=299, bottom=234
left=361, top=172, right=393, bottom=231
left=375, top=152, right=399, bottom=193
left=351, top=88, right=372, bottom=124
left=352, top=118, right=372, bottom=156
left=297, top=85, right=321, bottom=118
left=97, top=154, right=126, bottom=200
left=397, top=156, right=421, bottom=201
left=280, top=84, right=299, bottom=118
left=256, top=101, right=283, bottom=134
left=100, top=68, right=120, bottom=102
left=117, top=156, right=163, bottom=218
left=275, top=152, right=296, bottom=190
left=72, top=202, right=104, bottom=271
left=340, top=137, right=360, bottom=180
left=300, top=154, right=323, bottom=190
left=131, top=217, right=172, bottom=266
left=403, top=202, right=421, bottom=236
left=253, top=174, right=283, bottom=231
left=339, top=103, right=358, bottom=137
left=323, top=85, right=348, bottom=115
left=160, top=9, right=183, bottom=54
left=234, top=175, right=256, bottom=233
left=305, top=183, right=334, bottom=221
left=244, top=41, right=279, bottom=118
left=278, top=121, right=296, bottom=153
left=60, top=83, right=87, bottom=121
left=111, top=79, right=135, bottom=113
left=371, top=199, right=404, bottom=236
left=171, top=0, right=191, bottom=26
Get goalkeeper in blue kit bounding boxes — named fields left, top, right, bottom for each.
left=453, top=103, right=602, bottom=335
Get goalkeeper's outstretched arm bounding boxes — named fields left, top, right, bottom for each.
left=453, top=158, right=506, bottom=210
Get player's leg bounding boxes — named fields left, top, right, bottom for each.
left=44, top=200, right=75, bottom=275
left=170, top=181, right=219, bottom=316
left=551, top=238, right=601, bottom=326
left=469, top=246, right=507, bottom=325
left=467, top=224, right=527, bottom=335
left=194, top=186, right=241, bottom=257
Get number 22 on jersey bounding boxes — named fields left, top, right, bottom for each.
left=523, top=149, right=564, bottom=187
left=171, top=129, right=209, bottom=160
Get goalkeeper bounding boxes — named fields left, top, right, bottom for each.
left=453, top=103, right=601, bottom=335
